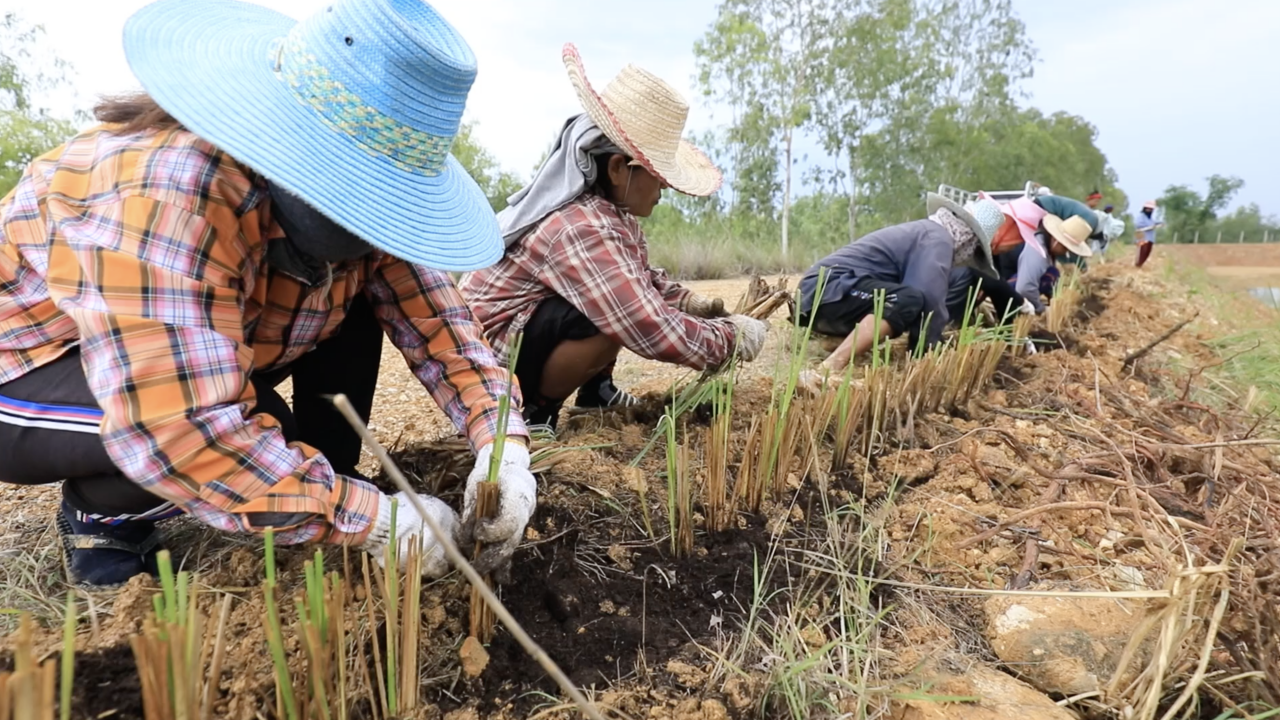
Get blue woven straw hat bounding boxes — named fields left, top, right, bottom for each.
left=123, top=0, right=500, bottom=271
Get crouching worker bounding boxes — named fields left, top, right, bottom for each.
left=460, top=46, right=769, bottom=436
left=0, top=0, right=534, bottom=587
left=796, top=194, right=1003, bottom=387
left=1006, top=214, right=1094, bottom=313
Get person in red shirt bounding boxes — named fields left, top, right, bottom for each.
left=460, top=45, right=768, bottom=436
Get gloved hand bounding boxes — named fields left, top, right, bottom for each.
left=796, top=367, right=828, bottom=397
left=680, top=293, right=729, bottom=318
left=727, top=314, right=769, bottom=361
left=361, top=491, right=458, bottom=578
left=1019, top=299, right=1036, bottom=315
left=797, top=365, right=863, bottom=397
left=461, top=441, right=537, bottom=581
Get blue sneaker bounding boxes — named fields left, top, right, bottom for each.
left=57, top=500, right=163, bottom=588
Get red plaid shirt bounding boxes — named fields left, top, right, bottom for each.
left=0, top=126, right=524, bottom=544
left=459, top=194, right=735, bottom=370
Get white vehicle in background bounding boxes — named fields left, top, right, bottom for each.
left=935, top=181, right=1049, bottom=206
left=935, top=181, right=1050, bottom=356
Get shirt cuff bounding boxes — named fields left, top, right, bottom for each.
left=327, top=474, right=384, bottom=545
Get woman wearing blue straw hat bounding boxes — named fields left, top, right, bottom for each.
left=0, top=0, right=536, bottom=587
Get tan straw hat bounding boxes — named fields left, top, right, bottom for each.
left=563, top=44, right=722, bottom=197
left=1042, top=214, right=1094, bottom=257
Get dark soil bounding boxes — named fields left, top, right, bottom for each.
left=439, top=502, right=785, bottom=712
left=70, top=645, right=144, bottom=718
left=0, top=644, right=143, bottom=720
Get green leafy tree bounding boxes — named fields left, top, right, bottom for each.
left=450, top=120, right=523, bottom=212
left=1159, top=174, right=1245, bottom=240
left=1, top=13, right=80, bottom=197
left=695, top=0, right=818, bottom=256
left=809, top=0, right=931, bottom=241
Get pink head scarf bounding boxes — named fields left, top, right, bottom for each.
left=981, top=192, right=1048, bottom=259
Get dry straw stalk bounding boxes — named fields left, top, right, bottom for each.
left=0, top=614, right=56, bottom=720
left=330, top=394, right=606, bottom=720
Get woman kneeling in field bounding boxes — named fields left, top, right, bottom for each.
left=460, top=46, right=769, bottom=437
left=0, top=0, right=535, bottom=587
left=796, top=194, right=1004, bottom=387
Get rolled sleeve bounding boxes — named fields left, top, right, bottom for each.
left=51, top=195, right=378, bottom=545
left=366, top=258, right=527, bottom=451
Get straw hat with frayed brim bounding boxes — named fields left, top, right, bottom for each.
left=925, top=192, right=1001, bottom=277
left=1043, top=214, right=1095, bottom=257
left=123, top=0, right=501, bottom=272
left=563, top=44, right=722, bottom=197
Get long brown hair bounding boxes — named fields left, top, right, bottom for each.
left=93, top=92, right=184, bottom=135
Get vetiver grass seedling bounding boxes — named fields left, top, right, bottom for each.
left=738, top=275, right=826, bottom=510
left=263, top=529, right=299, bottom=720
left=662, top=414, right=694, bottom=556
left=131, top=550, right=231, bottom=720
left=702, top=369, right=735, bottom=533
left=0, top=614, right=55, bottom=720
left=294, top=549, right=348, bottom=720
left=470, top=332, right=523, bottom=644
left=1046, top=266, right=1082, bottom=334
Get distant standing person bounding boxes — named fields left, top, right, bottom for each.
left=1134, top=200, right=1162, bottom=268
left=460, top=45, right=769, bottom=437
left=1085, top=190, right=1104, bottom=209
left=796, top=193, right=1003, bottom=383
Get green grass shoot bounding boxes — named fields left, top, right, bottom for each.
left=488, top=331, right=524, bottom=484
left=262, top=528, right=298, bottom=720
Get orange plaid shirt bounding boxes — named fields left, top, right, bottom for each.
left=0, top=126, right=524, bottom=544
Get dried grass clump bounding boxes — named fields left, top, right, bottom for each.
left=1046, top=267, right=1083, bottom=333
left=734, top=275, right=795, bottom=320
left=131, top=551, right=233, bottom=720
left=0, top=615, right=56, bottom=720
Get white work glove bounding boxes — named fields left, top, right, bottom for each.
left=462, top=442, right=537, bottom=581
left=680, top=293, right=729, bottom=318
left=796, top=367, right=828, bottom=397
left=797, top=365, right=863, bottom=397
left=361, top=491, right=457, bottom=578
left=1019, top=299, right=1036, bottom=315
left=727, top=314, right=769, bottom=362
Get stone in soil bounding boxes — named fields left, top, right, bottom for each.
left=984, top=589, right=1150, bottom=695
left=891, top=654, right=1076, bottom=720
left=460, top=635, right=490, bottom=678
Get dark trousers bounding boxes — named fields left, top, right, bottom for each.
left=0, top=295, right=383, bottom=520
left=1136, top=242, right=1154, bottom=268
left=512, top=295, right=602, bottom=407
left=948, top=274, right=1025, bottom=325
left=801, top=276, right=927, bottom=342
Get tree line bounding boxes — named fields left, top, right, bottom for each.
left=1158, top=175, right=1280, bottom=244
left=5, top=7, right=1277, bottom=276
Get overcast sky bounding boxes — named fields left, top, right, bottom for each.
left=7, top=0, right=1277, bottom=214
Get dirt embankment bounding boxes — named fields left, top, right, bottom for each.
left=1160, top=243, right=1280, bottom=286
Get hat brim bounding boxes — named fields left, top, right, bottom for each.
left=991, top=196, right=1048, bottom=259
left=562, top=45, right=722, bottom=197
left=1042, top=214, right=1094, bottom=257
left=123, top=0, right=501, bottom=272
left=926, top=193, right=997, bottom=277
